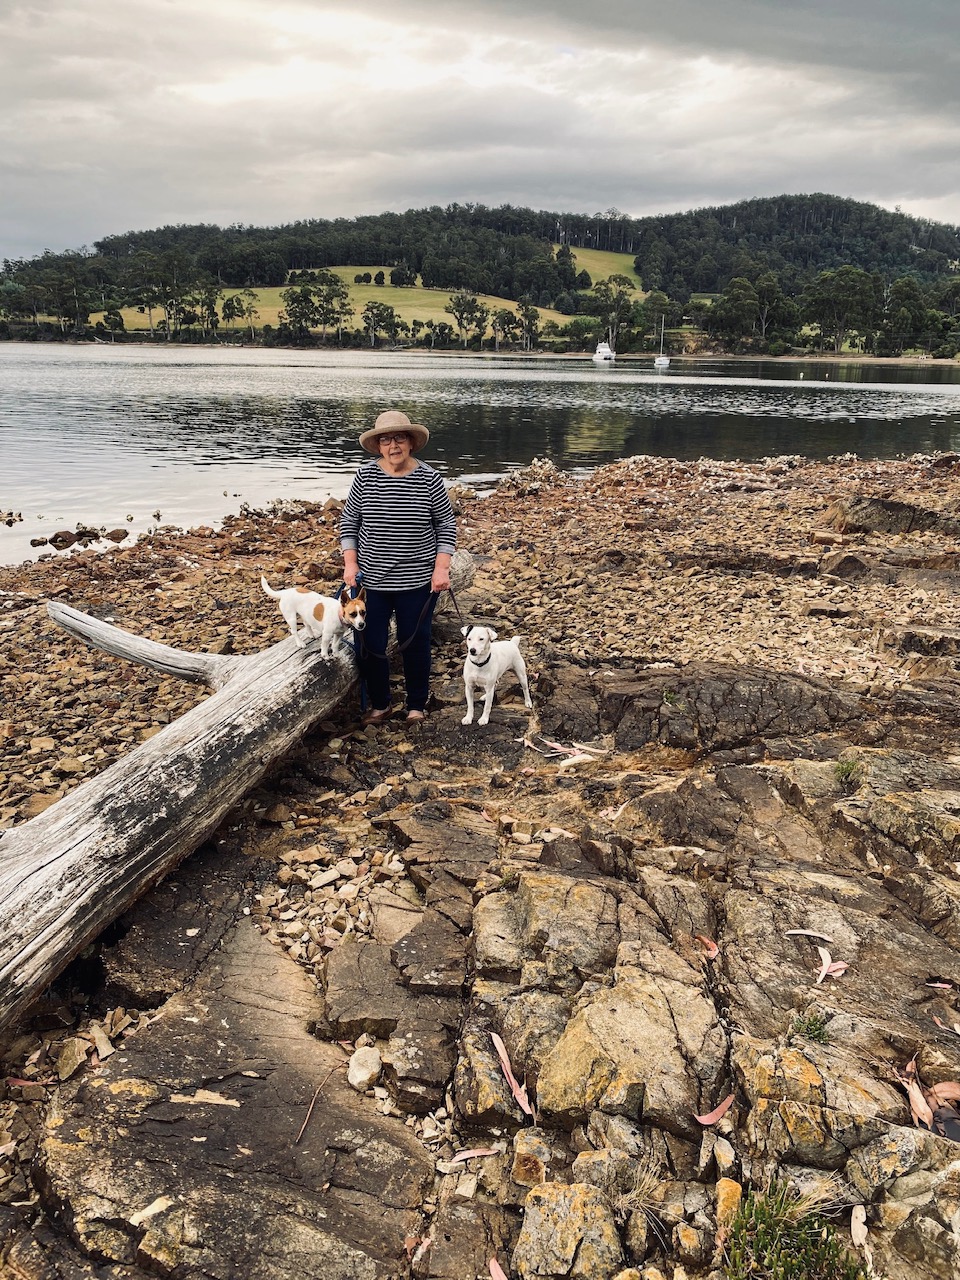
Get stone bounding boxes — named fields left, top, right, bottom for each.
left=511, top=1129, right=565, bottom=1189
left=391, top=909, right=469, bottom=994
left=536, top=960, right=725, bottom=1136
left=512, top=1182, right=624, bottom=1280
left=347, top=1045, right=382, bottom=1092
left=55, top=1038, right=89, bottom=1082
left=715, top=1177, right=742, bottom=1237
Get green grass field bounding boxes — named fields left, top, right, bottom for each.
left=553, top=245, right=642, bottom=288
left=96, top=247, right=640, bottom=334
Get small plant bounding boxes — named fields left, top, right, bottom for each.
left=612, top=1155, right=669, bottom=1252
left=612, top=1155, right=662, bottom=1224
left=834, top=759, right=863, bottom=792
left=662, top=689, right=679, bottom=705
left=791, top=1012, right=830, bottom=1044
left=724, top=1180, right=866, bottom=1280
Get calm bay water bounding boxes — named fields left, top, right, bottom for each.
left=2, top=342, right=960, bottom=565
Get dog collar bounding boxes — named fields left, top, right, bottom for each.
left=469, top=654, right=492, bottom=667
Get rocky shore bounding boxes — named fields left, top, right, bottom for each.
left=4, top=452, right=960, bottom=1278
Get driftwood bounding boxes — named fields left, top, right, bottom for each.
left=0, top=551, right=474, bottom=1031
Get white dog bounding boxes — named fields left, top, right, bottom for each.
left=461, top=625, right=533, bottom=726
left=261, top=577, right=367, bottom=657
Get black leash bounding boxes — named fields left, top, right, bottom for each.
left=333, top=581, right=469, bottom=700
left=358, top=589, right=439, bottom=661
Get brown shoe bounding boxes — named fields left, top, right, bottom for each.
left=361, top=707, right=394, bottom=726
left=405, top=710, right=426, bottom=723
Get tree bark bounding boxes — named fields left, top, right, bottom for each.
left=0, top=552, right=474, bottom=1031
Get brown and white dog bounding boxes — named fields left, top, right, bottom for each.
left=261, top=577, right=366, bottom=657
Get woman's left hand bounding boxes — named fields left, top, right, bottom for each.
left=432, top=553, right=452, bottom=592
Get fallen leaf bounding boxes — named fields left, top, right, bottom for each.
left=901, top=1076, right=934, bottom=1130
left=815, top=946, right=833, bottom=984
left=129, top=1196, right=174, bottom=1227
left=785, top=929, right=835, bottom=943
left=490, top=1260, right=510, bottom=1280
left=411, top=1239, right=432, bottom=1267
left=555, top=752, right=598, bottom=771
left=450, top=1147, right=501, bottom=1165
left=825, top=961, right=848, bottom=977
left=599, top=801, right=628, bottom=822
left=926, top=981, right=953, bottom=989
left=850, top=1204, right=868, bottom=1248
left=490, top=1032, right=534, bottom=1117
left=932, top=1017, right=960, bottom=1037
left=695, top=934, right=720, bottom=961
left=927, top=1080, right=960, bottom=1106
left=694, top=1093, right=734, bottom=1125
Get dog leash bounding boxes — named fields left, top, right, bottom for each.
left=334, top=578, right=466, bottom=666
left=357, top=590, right=439, bottom=661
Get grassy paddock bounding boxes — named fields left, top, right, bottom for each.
left=554, top=245, right=643, bottom=288
left=98, top=270, right=568, bottom=336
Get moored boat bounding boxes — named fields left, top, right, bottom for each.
left=654, top=315, right=670, bottom=369
left=592, top=341, right=615, bottom=362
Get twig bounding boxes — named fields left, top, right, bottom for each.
left=295, top=1064, right=342, bottom=1144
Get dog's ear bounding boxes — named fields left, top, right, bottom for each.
left=461, top=625, right=471, bottom=638
left=357, top=587, right=366, bottom=601
left=488, top=628, right=498, bottom=641
left=340, top=588, right=351, bottom=606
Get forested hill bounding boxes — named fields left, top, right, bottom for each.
left=631, top=194, right=960, bottom=297
left=85, top=194, right=960, bottom=299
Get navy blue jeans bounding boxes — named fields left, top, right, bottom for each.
left=360, top=584, right=437, bottom=712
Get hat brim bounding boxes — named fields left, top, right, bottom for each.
left=359, top=424, right=430, bottom=454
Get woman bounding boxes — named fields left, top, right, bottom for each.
left=339, top=409, right=457, bottom=725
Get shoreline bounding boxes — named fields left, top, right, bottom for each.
left=2, top=335, right=955, bottom=368
left=5, top=449, right=960, bottom=828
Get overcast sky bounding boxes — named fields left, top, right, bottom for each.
left=2, top=0, right=959, bottom=260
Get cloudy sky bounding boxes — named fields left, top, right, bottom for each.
left=2, top=0, right=959, bottom=260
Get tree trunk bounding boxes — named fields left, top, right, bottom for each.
left=0, top=553, right=475, bottom=1032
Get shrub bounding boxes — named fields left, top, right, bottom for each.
left=724, top=1181, right=865, bottom=1280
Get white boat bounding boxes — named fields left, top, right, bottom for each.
left=654, top=315, right=670, bottom=368
left=592, top=341, right=615, bottom=363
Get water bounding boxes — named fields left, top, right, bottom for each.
left=2, top=342, right=960, bottom=565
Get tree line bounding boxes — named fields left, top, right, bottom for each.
left=1, top=194, right=959, bottom=356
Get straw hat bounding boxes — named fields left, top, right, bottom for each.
left=359, top=409, right=430, bottom=454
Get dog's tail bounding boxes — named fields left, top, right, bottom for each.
left=260, top=575, right=282, bottom=599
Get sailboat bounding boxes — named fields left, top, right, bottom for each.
left=654, top=316, right=670, bottom=369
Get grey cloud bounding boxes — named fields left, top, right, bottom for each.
left=2, top=0, right=959, bottom=258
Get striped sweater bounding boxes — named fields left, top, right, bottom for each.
left=339, top=460, right=457, bottom=591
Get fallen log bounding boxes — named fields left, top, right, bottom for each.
left=0, top=551, right=475, bottom=1031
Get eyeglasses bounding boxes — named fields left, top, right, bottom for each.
left=377, top=433, right=410, bottom=444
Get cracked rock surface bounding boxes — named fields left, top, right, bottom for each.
left=5, top=455, right=960, bottom=1278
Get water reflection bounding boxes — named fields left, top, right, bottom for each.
left=2, top=343, right=960, bottom=564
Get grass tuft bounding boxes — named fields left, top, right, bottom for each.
left=834, top=758, right=863, bottom=792
left=724, top=1180, right=865, bottom=1280
left=790, top=1012, right=830, bottom=1044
